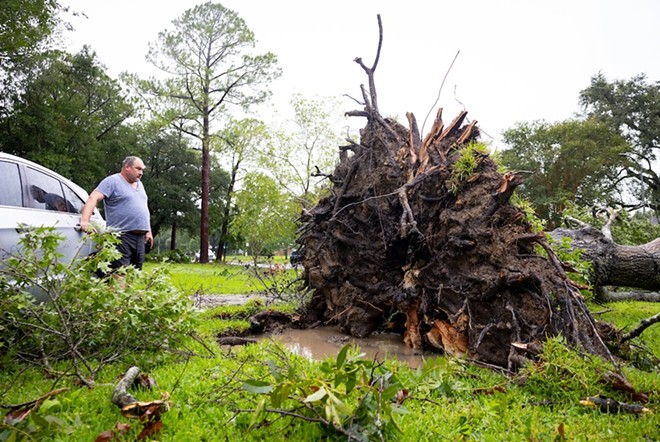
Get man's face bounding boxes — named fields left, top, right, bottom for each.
left=124, top=159, right=145, bottom=183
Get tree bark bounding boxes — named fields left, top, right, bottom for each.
left=549, top=227, right=660, bottom=292
left=111, top=366, right=140, bottom=409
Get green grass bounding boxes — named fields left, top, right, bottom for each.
left=1, top=269, right=659, bottom=441
left=145, top=262, right=268, bottom=295
left=1, top=328, right=658, bottom=441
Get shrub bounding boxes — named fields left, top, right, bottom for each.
left=0, top=227, right=198, bottom=385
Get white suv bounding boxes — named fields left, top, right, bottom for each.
left=0, top=152, right=105, bottom=269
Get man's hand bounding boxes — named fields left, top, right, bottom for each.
left=80, top=190, right=105, bottom=233
left=145, top=231, right=154, bottom=248
left=80, top=219, right=97, bottom=233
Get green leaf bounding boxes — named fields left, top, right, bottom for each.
left=336, top=344, right=349, bottom=369
left=303, top=386, right=327, bottom=403
left=31, top=412, right=50, bottom=429
left=242, top=380, right=273, bottom=394
left=381, top=384, right=400, bottom=401
left=249, top=397, right=267, bottom=429
left=271, top=383, right=291, bottom=408
left=345, top=373, right=357, bottom=394
left=267, top=360, right=283, bottom=382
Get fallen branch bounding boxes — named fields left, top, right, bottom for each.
left=599, top=290, right=660, bottom=302
left=1, top=388, right=69, bottom=426
left=621, top=311, right=660, bottom=342
left=217, top=337, right=258, bottom=346
left=579, top=396, right=651, bottom=415
left=111, top=366, right=140, bottom=409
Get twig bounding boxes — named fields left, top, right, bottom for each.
left=421, top=50, right=460, bottom=136
left=354, top=15, right=384, bottom=113
left=324, top=306, right=352, bottom=324
left=0, top=388, right=69, bottom=410
left=169, top=356, right=190, bottom=398
left=621, top=311, right=660, bottom=342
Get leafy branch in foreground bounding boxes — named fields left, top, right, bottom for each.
left=0, top=227, right=198, bottom=386
left=239, top=344, right=406, bottom=441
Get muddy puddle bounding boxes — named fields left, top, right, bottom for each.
left=260, top=326, right=440, bottom=368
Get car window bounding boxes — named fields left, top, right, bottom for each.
left=25, top=166, right=74, bottom=213
left=0, top=161, right=23, bottom=207
left=61, top=183, right=84, bottom=214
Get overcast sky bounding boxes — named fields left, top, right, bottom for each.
left=62, top=0, right=660, bottom=148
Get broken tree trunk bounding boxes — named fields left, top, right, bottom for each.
left=295, top=15, right=615, bottom=371
left=549, top=227, right=660, bottom=293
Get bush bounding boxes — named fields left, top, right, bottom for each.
left=0, top=227, right=198, bottom=385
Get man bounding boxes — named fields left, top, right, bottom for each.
left=81, top=156, right=153, bottom=270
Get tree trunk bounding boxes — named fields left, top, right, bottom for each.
left=549, top=227, right=660, bottom=292
left=216, top=157, right=240, bottom=262
left=170, top=219, right=177, bottom=250
left=199, top=109, right=211, bottom=264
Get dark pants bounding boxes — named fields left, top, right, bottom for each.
left=110, top=232, right=146, bottom=270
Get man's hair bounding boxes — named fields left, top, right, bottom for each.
left=122, top=156, right=140, bottom=168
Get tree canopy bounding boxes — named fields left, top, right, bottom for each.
left=0, top=0, right=61, bottom=62
left=0, top=47, right=134, bottom=190
left=142, top=1, right=281, bottom=263
left=231, top=172, right=297, bottom=263
left=580, top=73, right=660, bottom=212
left=501, top=118, right=629, bottom=228
left=262, top=95, right=343, bottom=209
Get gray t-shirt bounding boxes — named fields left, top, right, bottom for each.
left=95, top=173, right=150, bottom=233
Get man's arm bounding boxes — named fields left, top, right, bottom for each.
left=80, top=190, right=105, bottom=232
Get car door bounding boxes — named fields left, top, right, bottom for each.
left=0, top=157, right=103, bottom=265
left=22, top=164, right=101, bottom=261
left=0, top=159, right=26, bottom=259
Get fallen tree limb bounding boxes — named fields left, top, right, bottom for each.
left=599, top=290, right=660, bottom=302
left=621, top=311, right=660, bottom=342
left=111, top=366, right=140, bottom=409
left=216, top=336, right=258, bottom=346
left=549, top=226, right=660, bottom=292
left=1, top=388, right=69, bottom=426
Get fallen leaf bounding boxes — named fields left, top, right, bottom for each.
left=94, top=429, right=115, bottom=442
left=472, top=385, right=506, bottom=395
left=138, top=418, right=163, bottom=440
left=4, top=407, right=32, bottom=426
left=601, top=371, right=648, bottom=403
left=121, top=398, right=171, bottom=420
left=557, top=422, right=566, bottom=440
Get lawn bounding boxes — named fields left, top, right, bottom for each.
left=1, top=263, right=659, bottom=441
left=144, top=259, right=296, bottom=296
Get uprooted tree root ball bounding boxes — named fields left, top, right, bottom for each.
left=294, top=15, right=615, bottom=372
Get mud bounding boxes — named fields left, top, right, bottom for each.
left=260, top=326, right=438, bottom=368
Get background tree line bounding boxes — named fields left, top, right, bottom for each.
left=1, top=0, right=658, bottom=261
left=0, top=1, right=342, bottom=263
